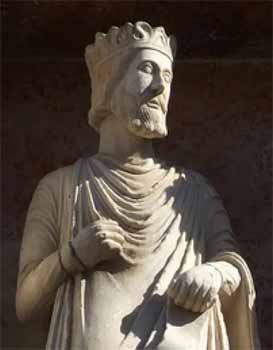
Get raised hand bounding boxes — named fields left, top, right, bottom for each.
left=62, top=219, right=125, bottom=273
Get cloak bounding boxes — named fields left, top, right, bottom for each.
left=18, top=155, right=260, bottom=349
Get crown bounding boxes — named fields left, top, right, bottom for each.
left=85, top=21, right=176, bottom=76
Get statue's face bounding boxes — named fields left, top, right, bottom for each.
left=111, top=49, right=173, bottom=139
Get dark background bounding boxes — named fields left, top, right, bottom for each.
left=2, top=1, right=272, bottom=349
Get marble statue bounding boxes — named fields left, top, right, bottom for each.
left=16, top=22, right=260, bottom=349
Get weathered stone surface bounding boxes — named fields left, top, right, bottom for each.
left=2, top=2, right=272, bottom=348
left=3, top=58, right=271, bottom=348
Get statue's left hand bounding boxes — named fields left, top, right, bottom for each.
left=167, top=264, right=223, bottom=313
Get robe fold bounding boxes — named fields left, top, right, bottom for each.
left=18, top=155, right=260, bottom=349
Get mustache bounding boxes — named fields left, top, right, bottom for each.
left=140, top=95, right=167, bottom=114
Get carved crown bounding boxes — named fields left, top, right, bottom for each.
left=85, top=21, right=176, bottom=76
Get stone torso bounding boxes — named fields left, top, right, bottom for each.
left=69, top=155, right=209, bottom=349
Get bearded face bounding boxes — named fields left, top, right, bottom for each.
left=128, top=95, right=168, bottom=139
left=110, top=49, right=173, bottom=139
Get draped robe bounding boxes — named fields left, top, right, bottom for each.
left=18, top=154, right=260, bottom=349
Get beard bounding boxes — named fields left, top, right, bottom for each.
left=127, top=104, right=168, bottom=139
left=110, top=83, right=169, bottom=139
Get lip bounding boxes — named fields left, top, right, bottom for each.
left=146, top=101, right=160, bottom=109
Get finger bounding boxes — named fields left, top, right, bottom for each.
left=96, top=228, right=124, bottom=239
left=83, top=223, right=123, bottom=237
left=199, top=285, right=218, bottom=312
left=101, top=239, right=123, bottom=253
left=191, top=285, right=210, bottom=313
left=174, top=279, right=189, bottom=307
left=168, top=277, right=182, bottom=300
left=167, top=278, right=179, bottom=299
left=97, top=227, right=124, bottom=237
left=101, top=231, right=125, bottom=244
left=183, top=283, right=202, bottom=311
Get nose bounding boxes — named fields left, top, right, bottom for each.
left=150, top=72, right=165, bottom=97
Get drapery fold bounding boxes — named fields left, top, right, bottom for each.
left=46, top=156, right=260, bottom=350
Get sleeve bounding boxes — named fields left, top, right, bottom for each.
left=200, top=179, right=260, bottom=349
left=18, top=173, right=60, bottom=286
left=201, top=181, right=239, bottom=260
left=200, top=180, right=241, bottom=295
left=16, top=171, right=66, bottom=322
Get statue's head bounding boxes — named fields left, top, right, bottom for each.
left=85, top=22, right=176, bottom=139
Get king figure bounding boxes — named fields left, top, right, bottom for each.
left=16, top=22, right=260, bottom=350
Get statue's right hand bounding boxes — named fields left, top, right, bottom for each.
left=69, top=219, right=125, bottom=270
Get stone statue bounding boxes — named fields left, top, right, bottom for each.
left=16, top=22, right=260, bottom=349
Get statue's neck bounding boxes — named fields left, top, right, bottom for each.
left=98, top=115, right=155, bottom=162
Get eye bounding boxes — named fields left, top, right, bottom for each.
left=139, top=61, right=154, bottom=74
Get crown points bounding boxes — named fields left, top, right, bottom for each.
left=134, top=21, right=152, bottom=40
left=85, top=21, right=176, bottom=75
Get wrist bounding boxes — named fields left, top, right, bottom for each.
left=204, top=262, right=224, bottom=288
left=68, top=241, right=88, bottom=271
left=206, top=261, right=241, bottom=295
left=59, top=243, right=85, bottom=275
